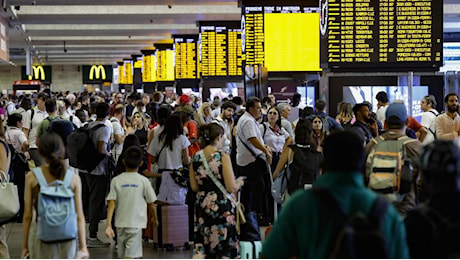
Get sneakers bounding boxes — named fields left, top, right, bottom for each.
left=87, top=238, right=110, bottom=248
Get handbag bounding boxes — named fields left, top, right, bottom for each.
left=197, top=150, right=246, bottom=234
left=0, top=170, right=20, bottom=224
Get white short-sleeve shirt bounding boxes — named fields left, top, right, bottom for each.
left=5, top=127, right=27, bottom=153
left=107, top=172, right=157, bottom=228
left=260, top=122, right=289, bottom=154
left=111, top=117, right=124, bottom=157
left=23, top=107, right=48, bottom=149
left=421, top=109, right=439, bottom=145
left=236, top=112, right=264, bottom=166
left=88, top=120, right=111, bottom=176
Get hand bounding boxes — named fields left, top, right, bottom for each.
left=76, top=249, right=89, bottom=259
left=152, top=217, right=159, bottom=228
left=235, top=176, right=245, bottom=188
left=21, top=248, right=29, bottom=259
left=105, top=226, right=115, bottom=239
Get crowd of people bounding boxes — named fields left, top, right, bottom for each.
left=0, top=89, right=459, bottom=258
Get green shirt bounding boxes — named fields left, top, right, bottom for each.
left=36, top=114, right=63, bottom=140
left=262, top=171, right=409, bottom=258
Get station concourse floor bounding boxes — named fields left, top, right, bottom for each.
left=3, top=221, right=268, bottom=259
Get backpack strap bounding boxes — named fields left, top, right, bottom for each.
left=62, top=169, right=74, bottom=187
left=30, top=109, right=35, bottom=130
left=32, top=167, right=48, bottom=188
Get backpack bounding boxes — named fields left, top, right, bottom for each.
left=32, top=167, right=77, bottom=243
left=410, top=205, right=460, bottom=258
left=46, top=117, right=75, bottom=146
left=427, top=110, right=441, bottom=140
left=285, top=144, right=321, bottom=195
left=366, top=135, right=417, bottom=194
left=313, top=188, right=389, bottom=258
left=66, top=123, right=106, bottom=172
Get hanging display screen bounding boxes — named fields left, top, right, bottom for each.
left=174, top=35, right=199, bottom=79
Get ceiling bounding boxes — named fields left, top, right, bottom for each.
left=1, top=0, right=460, bottom=66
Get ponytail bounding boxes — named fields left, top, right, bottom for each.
left=38, top=132, right=66, bottom=179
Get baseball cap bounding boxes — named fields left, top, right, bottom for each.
left=179, top=94, right=190, bottom=105
left=385, top=102, right=407, bottom=125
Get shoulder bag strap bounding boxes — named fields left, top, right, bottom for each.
left=30, top=109, right=35, bottom=130
left=237, top=134, right=258, bottom=157
left=156, top=142, right=167, bottom=159
left=0, top=139, right=9, bottom=157
left=197, top=150, right=236, bottom=205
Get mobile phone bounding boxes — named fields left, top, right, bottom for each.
left=304, top=184, right=312, bottom=190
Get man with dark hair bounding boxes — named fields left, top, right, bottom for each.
left=23, top=92, right=48, bottom=166
left=236, top=97, right=272, bottom=240
left=365, top=102, right=422, bottom=216
left=375, top=91, right=390, bottom=125
left=350, top=103, right=377, bottom=145
left=314, top=99, right=343, bottom=132
left=262, top=131, right=408, bottom=258
left=213, top=100, right=236, bottom=154
left=6, top=95, right=18, bottom=115
left=36, top=98, right=67, bottom=144
left=86, top=102, right=112, bottom=248
left=436, top=93, right=460, bottom=140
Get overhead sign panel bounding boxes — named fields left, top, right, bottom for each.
left=320, top=0, right=443, bottom=71
left=155, top=43, right=175, bottom=81
left=141, top=49, right=156, bottom=83
left=199, top=21, right=243, bottom=78
left=82, top=65, right=113, bottom=84
left=21, top=65, right=52, bottom=85
left=173, top=34, right=199, bottom=80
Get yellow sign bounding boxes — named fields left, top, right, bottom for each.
left=28, top=65, right=45, bottom=81
left=118, top=65, right=124, bottom=84
left=142, top=54, right=156, bottom=82
left=89, top=65, right=106, bottom=80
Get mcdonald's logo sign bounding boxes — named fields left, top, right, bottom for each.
left=28, top=65, right=45, bottom=81
left=89, top=65, right=106, bottom=80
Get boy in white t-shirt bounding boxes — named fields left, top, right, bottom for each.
left=105, top=146, right=158, bottom=259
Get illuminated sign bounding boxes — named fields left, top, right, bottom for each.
left=89, top=65, right=106, bottom=80
left=243, top=6, right=321, bottom=72
left=320, top=0, right=443, bottom=71
left=155, top=43, right=175, bottom=81
left=142, top=49, right=156, bottom=82
left=173, top=34, right=199, bottom=80
left=198, top=21, right=243, bottom=77
left=117, top=62, right=125, bottom=84
left=21, top=65, right=52, bottom=84
left=123, top=59, right=133, bottom=84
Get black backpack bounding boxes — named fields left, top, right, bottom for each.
left=410, top=206, right=460, bottom=258
left=66, top=124, right=106, bottom=172
left=313, top=188, right=389, bottom=258
left=286, top=144, right=321, bottom=194
left=46, top=117, right=75, bottom=146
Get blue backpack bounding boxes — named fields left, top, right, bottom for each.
left=32, top=167, right=77, bottom=243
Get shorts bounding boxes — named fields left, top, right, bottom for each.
left=117, top=227, right=143, bottom=259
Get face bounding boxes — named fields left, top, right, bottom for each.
left=116, top=94, right=123, bottom=103
left=37, top=98, right=45, bottom=110
left=204, top=107, right=212, bottom=117
left=447, top=95, right=459, bottom=113
left=359, top=106, right=370, bottom=120
left=249, top=102, right=262, bottom=119
left=281, top=106, right=291, bottom=119
left=268, top=95, right=276, bottom=106
left=267, top=108, right=279, bottom=123
left=16, top=118, right=23, bottom=128
left=223, top=107, right=234, bottom=120
left=142, top=96, right=150, bottom=105
left=312, top=117, right=323, bottom=130
left=132, top=113, right=142, bottom=125
left=421, top=98, right=430, bottom=112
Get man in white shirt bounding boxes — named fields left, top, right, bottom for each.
left=212, top=101, right=236, bottom=154
left=111, top=104, right=127, bottom=162
left=375, top=91, right=390, bottom=126
left=420, top=94, right=439, bottom=145
left=22, top=93, right=48, bottom=166
left=236, top=97, right=272, bottom=240
left=277, top=103, right=294, bottom=137
left=436, top=93, right=460, bottom=140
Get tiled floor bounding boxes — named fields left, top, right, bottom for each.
left=4, top=221, right=268, bottom=259
left=3, top=221, right=193, bottom=259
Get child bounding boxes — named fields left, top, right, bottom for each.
left=105, top=146, right=158, bottom=259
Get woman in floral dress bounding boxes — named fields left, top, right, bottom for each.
left=190, top=123, right=245, bottom=258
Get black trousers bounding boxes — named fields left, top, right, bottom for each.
left=86, top=174, right=108, bottom=238
left=79, top=171, right=90, bottom=221
left=238, top=158, right=268, bottom=214
left=12, top=155, right=28, bottom=219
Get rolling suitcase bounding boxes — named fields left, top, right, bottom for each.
left=240, top=241, right=263, bottom=259
left=152, top=204, right=189, bottom=249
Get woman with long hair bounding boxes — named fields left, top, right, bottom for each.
left=335, top=102, right=355, bottom=128
left=190, top=123, right=244, bottom=258
left=311, top=115, right=328, bottom=152
left=195, top=102, right=213, bottom=127
left=130, top=111, right=149, bottom=149
left=147, top=114, right=191, bottom=205
left=21, top=132, right=88, bottom=259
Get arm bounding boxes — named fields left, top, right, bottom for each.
left=272, top=146, right=289, bottom=179
left=282, top=135, right=292, bottom=152
left=114, top=134, right=124, bottom=145
left=98, top=141, right=110, bottom=156
left=182, top=148, right=191, bottom=165
left=248, top=137, right=271, bottom=156
left=222, top=153, right=243, bottom=193
left=148, top=202, right=159, bottom=228
left=73, top=175, right=89, bottom=258
left=147, top=128, right=154, bottom=149
left=21, top=173, right=34, bottom=258
left=189, top=164, right=200, bottom=192
left=105, top=200, right=116, bottom=238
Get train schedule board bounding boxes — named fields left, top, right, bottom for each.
left=173, top=34, right=199, bottom=80
left=198, top=21, right=243, bottom=78
left=242, top=5, right=321, bottom=72
left=141, top=49, right=156, bottom=83
left=155, top=43, right=175, bottom=82
left=320, top=0, right=443, bottom=71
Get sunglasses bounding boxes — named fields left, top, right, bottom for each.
left=268, top=111, right=278, bottom=115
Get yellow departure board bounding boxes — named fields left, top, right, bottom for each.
left=156, top=49, right=175, bottom=81
left=174, top=35, right=199, bottom=79
left=199, top=21, right=243, bottom=77
left=320, top=0, right=443, bottom=71
left=243, top=6, right=321, bottom=72
left=123, top=60, right=133, bottom=84
left=118, top=63, right=125, bottom=84
left=142, top=51, right=156, bottom=82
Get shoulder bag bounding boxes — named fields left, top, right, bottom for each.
left=0, top=170, right=20, bottom=225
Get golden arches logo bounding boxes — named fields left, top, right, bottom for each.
left=89, top=65, right=106, bottom=80
left=28, top=65, right=45, bottom=81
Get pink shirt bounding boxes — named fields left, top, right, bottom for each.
left=436, top=113, right=460, bottom=140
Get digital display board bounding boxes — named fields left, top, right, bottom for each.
left=123, top=59, right=133, bottom=84
left=199, top=21, right=243, bottom=77
left=173, top=35, right=199, bottom=79
left=243, top=6, right=321, bottom=72
left=142, top=49, right=156, bottom=83
left=320, top=0, right=443, bottom=71
left=155, top=43, right=175, bottom=81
